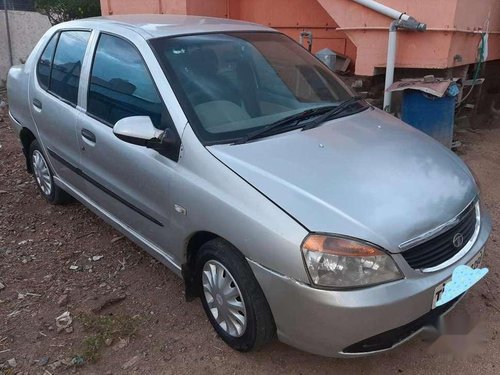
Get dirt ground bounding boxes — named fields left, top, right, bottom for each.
left=0, top=97, right=499, bottom=375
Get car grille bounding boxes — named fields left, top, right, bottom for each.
left=402, top=202, right=477, bottom=270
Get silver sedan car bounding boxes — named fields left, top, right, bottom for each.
left=7, top=15, right=491, bottom=357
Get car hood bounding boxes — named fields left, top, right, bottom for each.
left=207, top=108, right=477, bottom=252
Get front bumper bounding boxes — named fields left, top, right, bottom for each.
left=249, top=210, right=491, bottom=357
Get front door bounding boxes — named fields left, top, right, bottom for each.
left=76, top=32, right=181, bottom=262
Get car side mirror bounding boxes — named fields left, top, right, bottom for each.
left=113, top=116, right=164, bottom=146
left=113, top=116, right=181, bottom=161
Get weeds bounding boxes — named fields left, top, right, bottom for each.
left=77, top=313, right=140, bottom=363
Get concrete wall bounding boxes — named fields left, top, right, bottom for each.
left=0, top=10, right=51, bottom=87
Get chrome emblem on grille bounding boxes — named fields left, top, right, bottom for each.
left=452, top=233, right=464, bottom=248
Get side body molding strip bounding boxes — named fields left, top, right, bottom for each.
left=47, top=148, right=164, bottom=227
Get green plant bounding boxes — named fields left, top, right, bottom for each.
left=77, top=313, right=140, bottom=363
left=35, top=0, right=101, bottom=25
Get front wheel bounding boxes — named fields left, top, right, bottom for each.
left=196, top=238, right=275, bottom=351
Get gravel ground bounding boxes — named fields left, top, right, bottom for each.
left=0, top=99, right=499, bottom=374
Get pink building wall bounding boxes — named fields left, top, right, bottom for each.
left=99, top=0, right=357, bottom=62
left=227, top=0, right=357, bottom=60
left=100, top=0, right=500, bottom=76
left=317, top=0, right=500, bottom=75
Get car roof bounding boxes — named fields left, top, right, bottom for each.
left=61, top=14, right=275, bottom=39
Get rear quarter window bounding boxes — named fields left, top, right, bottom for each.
left=36, top=33, right=59, bottom=90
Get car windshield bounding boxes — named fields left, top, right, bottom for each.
left=150, top=32, right=354, bottom=144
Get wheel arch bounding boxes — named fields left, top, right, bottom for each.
left=182, top=231, right=237, bottom=301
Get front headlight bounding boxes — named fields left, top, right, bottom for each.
left=301, top=234, right=403, bottom=289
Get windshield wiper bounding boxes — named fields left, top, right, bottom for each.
left=233, top=106, right=336, bottom=144
left=302, top=97, right=364, bottom=131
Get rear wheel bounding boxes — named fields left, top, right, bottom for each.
left=29, top=140, right=71, bottom=204
left=196, top=238, right=275, bottom=351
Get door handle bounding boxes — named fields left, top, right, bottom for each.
left=81, top=128, right=96, bottom=143
left=32, top=98, right=42, bottom=109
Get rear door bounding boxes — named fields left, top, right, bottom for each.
left=30, top=29, right=92, bottom=193
left=76, top=31, right=182, bottom=263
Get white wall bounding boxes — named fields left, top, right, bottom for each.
left=0, top=10, right=51, bottom=87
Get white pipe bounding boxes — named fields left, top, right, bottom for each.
left=352, top=0, right=409, bottom=21
left=351, top=0, right=426, bottom=112
left=383, top=22, right=398, bottom=112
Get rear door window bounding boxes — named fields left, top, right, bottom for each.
left=49, top=30, right=91, bottom=105
left=87, top=33, right=166, bottom=128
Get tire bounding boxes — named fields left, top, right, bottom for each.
left=29, top=140, right=72, bottom=204
left=196, top=238, right=276, bottom=351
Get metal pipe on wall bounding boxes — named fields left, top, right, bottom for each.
left=383, top=21, right=398, bottom=112
left=350, top=0, right=426, bottom=112
left=3, top=0, right=14, bottom=67
left=352, top=0, right=409, bottom=21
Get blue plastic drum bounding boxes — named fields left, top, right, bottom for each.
left=401, top=86, right=458, bottom=148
